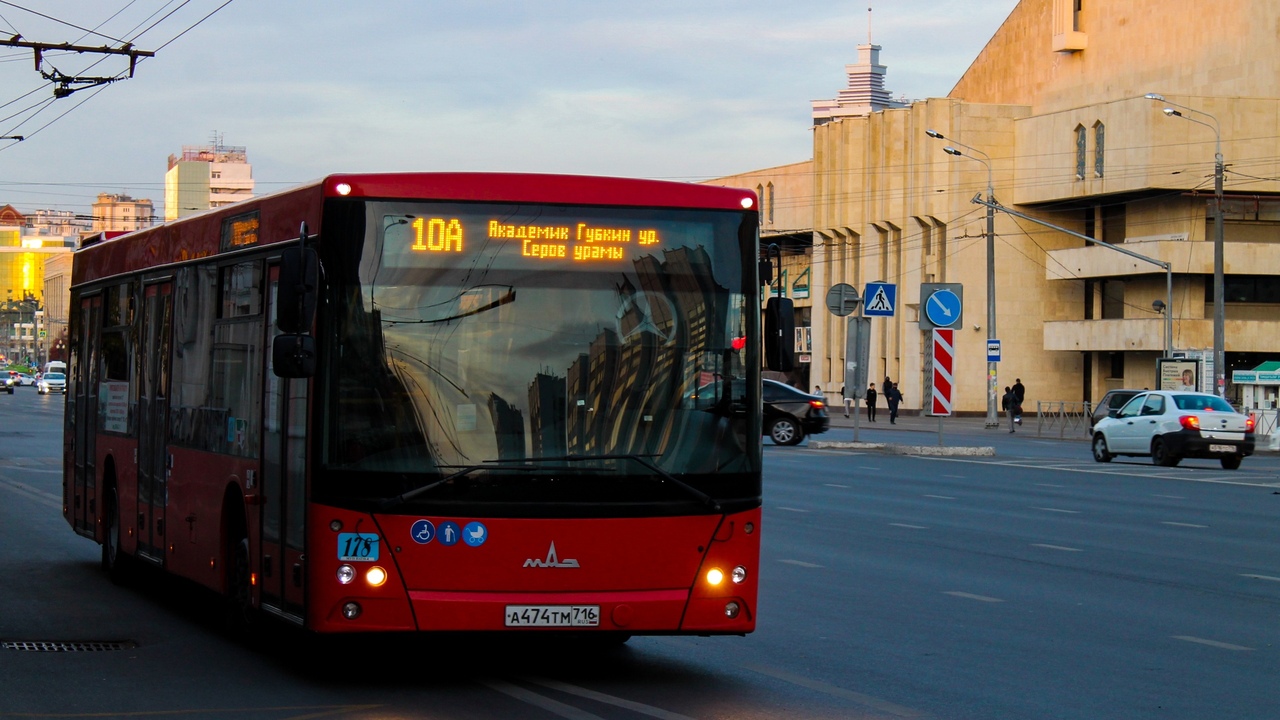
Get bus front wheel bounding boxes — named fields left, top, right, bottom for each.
left=101, top=486, right=131, bottom=584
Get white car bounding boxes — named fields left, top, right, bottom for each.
left=1091, top=391, right=1255, bottom=470
left=37, top=372, right=66, bottom=395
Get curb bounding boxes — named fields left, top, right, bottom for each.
left=810, top=441, right=996, bottom=457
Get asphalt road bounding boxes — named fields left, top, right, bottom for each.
left=2, top=389, right=1278, bottom=719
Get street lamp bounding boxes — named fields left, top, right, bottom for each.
left=927, top=128, right=999, bottom=428
left=1146, top=93, right=1225, bottom=396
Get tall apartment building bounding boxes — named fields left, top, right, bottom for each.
left=92, top=193, right=154, bottom=232
left=164, top=139, right=254, bottom=221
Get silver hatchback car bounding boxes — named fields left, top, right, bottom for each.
left=1091, top=391, right=1255, bottom=469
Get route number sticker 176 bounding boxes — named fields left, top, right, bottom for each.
left=337, top=532, right=380, bottom=562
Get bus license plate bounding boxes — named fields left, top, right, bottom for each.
left=505, top=605, right=600, bottom=627
left=1210, top=444, right=1235, bottom=453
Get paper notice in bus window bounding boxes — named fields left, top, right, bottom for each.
left=103, top=382, right=129, bottom=433
left=457, top=404, right=477, bottom=432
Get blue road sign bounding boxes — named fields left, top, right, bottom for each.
left=924, top=288, right=963, bottom=328
left=987, top=339, right=1001, bottom=362
left=863, top=282, right=897, bottom=317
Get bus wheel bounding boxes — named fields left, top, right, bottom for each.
left=223, top=536, right=255, bottom=634
left=101, top=486, right=131, bottom=584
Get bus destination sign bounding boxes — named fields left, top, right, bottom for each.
left=407, top=216, right=660, bottom=263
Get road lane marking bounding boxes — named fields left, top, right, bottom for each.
left=778, top=559, right=822, bottom=568
left=742, top=664, right=928, bottom=718
left=914, top=456, right=1280, bottom=488
left=859, top=466, right=881, bottom=471
left=1031, top=507, right=1080, bottom=514
left=923, top=494, right=955, bottom=500
left=944, top=591, right=1004, bottom=603
left=1162, top=521, right=1208, bottom=528
left=824, top=483, right=850, bottom=488
left=1032, top=543, right=1083, bottom=552
left=523, top=678, right=696, bottom=720
left=889, top=523, right=929, bottom=529
left=1172, top=636, right=1253, bottom=651
left=1153, top=494, right=1186, bottom=499
left=1241, top=574, right=1280, bottom=582
left=777, top=507, right=809, bottom=513
left=1034, top=483, right=1065, bottom=488
left=942, top=474, right=966, bottom=479
left=485, top=680, right=606, bottom=719
left=0, top=478, right=61, bottom=510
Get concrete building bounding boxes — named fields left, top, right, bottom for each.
left=713, top=0, right=1280, bottom=414
left=164, top=139, right=254, bottom=221
left=92, top=193, right=155, bottom=232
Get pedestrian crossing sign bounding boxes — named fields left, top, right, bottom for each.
left=863, top=282, right=896, bottom=317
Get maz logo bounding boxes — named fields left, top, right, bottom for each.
left=523, top=542, right=580, bottom=568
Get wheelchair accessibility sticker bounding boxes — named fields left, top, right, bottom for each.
left=410, top=519, right=436, bottom=545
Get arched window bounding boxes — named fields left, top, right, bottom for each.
left=1075, top=125, right=1087, bottom=180
left=1093, top=121, right=1105, bottom=178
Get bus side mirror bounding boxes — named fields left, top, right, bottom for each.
left=278, top=247, right=318, bottom=334
left=273, top=334, right=316, bottom=378
left=765, top=297, right=795, bottom=372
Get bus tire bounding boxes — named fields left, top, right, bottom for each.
left=223, top=534, right=255, bottom=635
left=101, top=485, right=132, bottom=584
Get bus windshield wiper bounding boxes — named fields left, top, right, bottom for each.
left=512, top=454, right=721, bottom=512
left=376, top=463, right=542, bottom=511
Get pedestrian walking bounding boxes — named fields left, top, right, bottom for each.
left=840, top=385, right=853, bottom=418
left=885, top=380, right=903, bottom=424
left=1012, top=377, right=1026, bottom=426
left=865, top=382, right=878, bottom=422
left=1002, top=385, right=1020, bottom=433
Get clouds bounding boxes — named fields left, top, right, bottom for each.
left=0, top=0, right=1017, bottom=215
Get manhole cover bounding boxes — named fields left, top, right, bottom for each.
left=1, top=640, right=137, bottom=652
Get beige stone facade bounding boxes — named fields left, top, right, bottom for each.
left=713, top=0, right=1280, bottom=413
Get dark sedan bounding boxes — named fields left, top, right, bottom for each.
left=763, top=379, right=830, bottom=446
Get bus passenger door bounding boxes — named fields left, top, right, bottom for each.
left=135, top=282, right=172, bottom=564
left=260, top=266, right=308, bottom=621
left=71, top=296, right=102, bottom=536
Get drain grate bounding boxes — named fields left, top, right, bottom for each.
left=2, top=640, right=137, bottom=652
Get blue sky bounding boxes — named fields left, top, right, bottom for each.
left=0, top=1, right=1018, bottom=217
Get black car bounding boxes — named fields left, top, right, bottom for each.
left=763, top=379, right=830, bottom=445
left=1088, top=388, right=1142, bottom=432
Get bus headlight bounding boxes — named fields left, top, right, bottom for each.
left=342, top=602, right=362, bottom=619
left=724, top=601, right=741, bottom=618
left=336, top=564, right=356, bottom=585
left=706, top=568, right=725, bottom=586
left=732, top=566, right=747, bottom=584
left=366, top=566, right=387, bottom=587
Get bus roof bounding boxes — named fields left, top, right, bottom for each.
left=72, top=173, right=755, bottom=287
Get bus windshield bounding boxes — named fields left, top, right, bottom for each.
left=317, top=199, right=759, bottom=513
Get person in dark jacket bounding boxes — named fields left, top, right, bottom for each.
left=1002, top=386, right=1020, bottom=433
left=885, top=381, right=903, bottom=424
left=865, top=382, right=878, bottom=422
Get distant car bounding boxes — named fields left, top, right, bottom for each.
left=37, top=372, right=66, bottom=395
left=2, top=375, right=12, bottom=394
left=1089, top=389, right=1143, bottom=432
left=1091, top=391, right=1255, bottom=469
left=763, top=379, right=830, bottom=446
left=11, top=372, right=35, bottom=387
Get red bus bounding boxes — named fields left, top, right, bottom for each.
left=65, top=172, right=776, bottom=640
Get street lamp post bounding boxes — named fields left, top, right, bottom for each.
left=1146, top=93, right=1225, bottom=396
left=927, top=129, right=999, bottom=428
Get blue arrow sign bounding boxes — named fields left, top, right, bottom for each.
left=925, top=289, right=963, bottom=328
left=863, top=282, right=896, bottom=317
